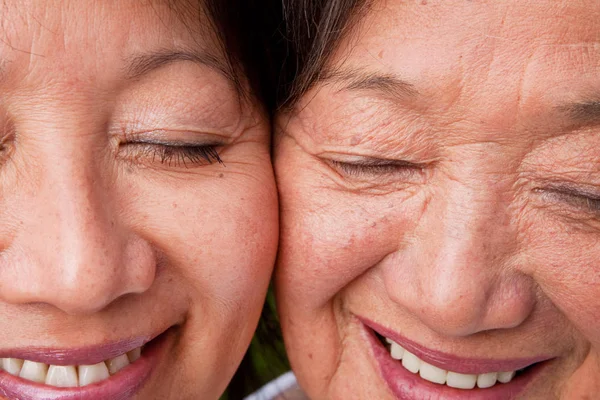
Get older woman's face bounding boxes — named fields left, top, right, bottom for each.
left=0, top=1, right=277, bottom=399
left=275, top=1, right=600, bottom=399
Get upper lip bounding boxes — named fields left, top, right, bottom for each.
left=0, top=337, right=153, bottom=366
left=361, top=317, right=553, bottom=374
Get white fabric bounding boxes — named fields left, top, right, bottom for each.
left=244, top=371, right=298, bottom=400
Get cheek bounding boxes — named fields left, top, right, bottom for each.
left=527, top=226, right=600, bottom=346
left=276, top=167, right=422, bottom=310
left=122, top=162, right=278, bottom=312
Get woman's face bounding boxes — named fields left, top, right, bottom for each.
left=0, top=1, right=277, bottom=399
left=275, top=1, right=600, bottom=399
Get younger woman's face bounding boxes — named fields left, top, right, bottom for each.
left=276, top=1, right=600, bottom=399
left=0, top=1, right=277, bottom=399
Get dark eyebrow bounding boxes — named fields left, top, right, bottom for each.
left=559, top=100, right=600, bottom=126
left=317, top=68, right=418, bottom=100
left=124, top=49, right=234, bottom=84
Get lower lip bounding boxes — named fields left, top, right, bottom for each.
left=0, top=330, right=171, bottom=400
left=361, top=323, right=543, bottom=400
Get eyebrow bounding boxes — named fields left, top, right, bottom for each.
left=317, top=68, right=418, bottom=100
left=559, top=100, right=600, bottom=126
left=124, top=49, right=235, bottom=84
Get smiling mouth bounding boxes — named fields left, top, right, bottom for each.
left=357, top=317, right=553, bottom=400
left=375, top=333, right=535, bottom=390
left=0, top=326, right=172, bottom=398
left=0, top=346, right=143, bottom=388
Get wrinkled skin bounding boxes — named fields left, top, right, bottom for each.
left=0, top=1, right=277, bottom=399
left=275, top=1, right=600, bottom=399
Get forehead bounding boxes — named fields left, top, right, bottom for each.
left=323, top=0, right=600, bottom=128
left=0, top=0, right=220, bottom=83
left=337, top=0, right=600, bottom=71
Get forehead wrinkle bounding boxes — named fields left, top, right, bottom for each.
left=0, top=1, right=229, bottom=84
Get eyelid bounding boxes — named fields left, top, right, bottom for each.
left=343, top=159, right=420, bottom=168
left=324, top=152, right=424, bottom=166
left=125, top=137, right=224, bottom=148
left=118, top=127, right=228, bottom=168
left=120, top=142, right=224, bottom=168
left=121, top=128, right=229, bottom=146
left=537, top=185, right=600, bottom=214
left=328, top=157, right=424, bottom=178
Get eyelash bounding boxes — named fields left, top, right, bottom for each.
left=330, top=160, right=421, bottom=178
left=549, top=189, right=600, bottom=215
left=124, top=142, right=224, bottom=168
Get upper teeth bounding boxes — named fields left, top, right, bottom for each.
left=0, top=347, right=142, bottom=388
left=386, top=338, right=518, bottom=389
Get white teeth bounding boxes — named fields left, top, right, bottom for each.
left=419, top=361, right=447, bottom=385
left=390, top=342, right=404, bottom=360
left=446, top=371, right=477, bottom=389
left=127, top=348, right=141, bottom=363
left=45, top=365, right=78, bottom=387
left=19, top=361, right=49, bottom=384
left=498, top=371, right=516, bottom=383
left=2, top=358, right=24, bottom=376
left=106, top=354, right=130, bottom=375
left=0, top=346, right=142, bottom=388
left=401, top=350, right=421, bottom=374
left=384, top=336, right=520, bottom=390
left=78, top=362, right=110, bottom=387
left=477, top=372, right=498, bottom=388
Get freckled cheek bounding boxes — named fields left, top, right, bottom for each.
left=541, top=264, right=600, bottom=346
left=189, top=187, right=277, bottom=292
left=126, top=170, right=278, bottom=297
left=525, top=228, right=600, bottom=344
left=279, top=190, right=419, bottom=306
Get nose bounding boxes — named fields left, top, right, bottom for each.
left=385, top=177, right=536, bottom=337
left=0, top=141, right=156, bottom=315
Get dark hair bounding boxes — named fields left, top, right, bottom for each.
left=199, top=0, right=285, bottom=116
left=196, top=1, right=290, bottom=399
left=277, top=0, right=370, bottom=109
left=204, top=1, right=369, bottom=398
left=216, top=1, right=370, bottom=398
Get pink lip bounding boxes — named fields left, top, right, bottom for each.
left=0, top=328, right=172, bottom=400
left=0, top=338, right=151, bottom=367
left=361, top=317, right=550, bottom=374
left=358, top=318, right=552, bottom=400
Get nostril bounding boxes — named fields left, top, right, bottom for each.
left=0, top=234, right=156, bottom=315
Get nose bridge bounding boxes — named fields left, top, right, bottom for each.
left=3, top=128, right=155, bottom=315
left=392, top=175, right=533, bottom=336
left=49, top=151, right=122, bottom=296
left=430, top=186, right=503, bottom=314
left=429, top=184, right=501, bottom=307
left=439, top=178, right=511, bottom=270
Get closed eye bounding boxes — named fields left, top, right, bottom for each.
left=121, top=140, right=224, bottom=168
left=330, top=159, right=423, bottom=178
left=538, top=186, right=600, bottom=215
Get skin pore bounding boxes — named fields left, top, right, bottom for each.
left=0, top=1, right=277, bottom=399
left=275, top=1, right=600, bottom=399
